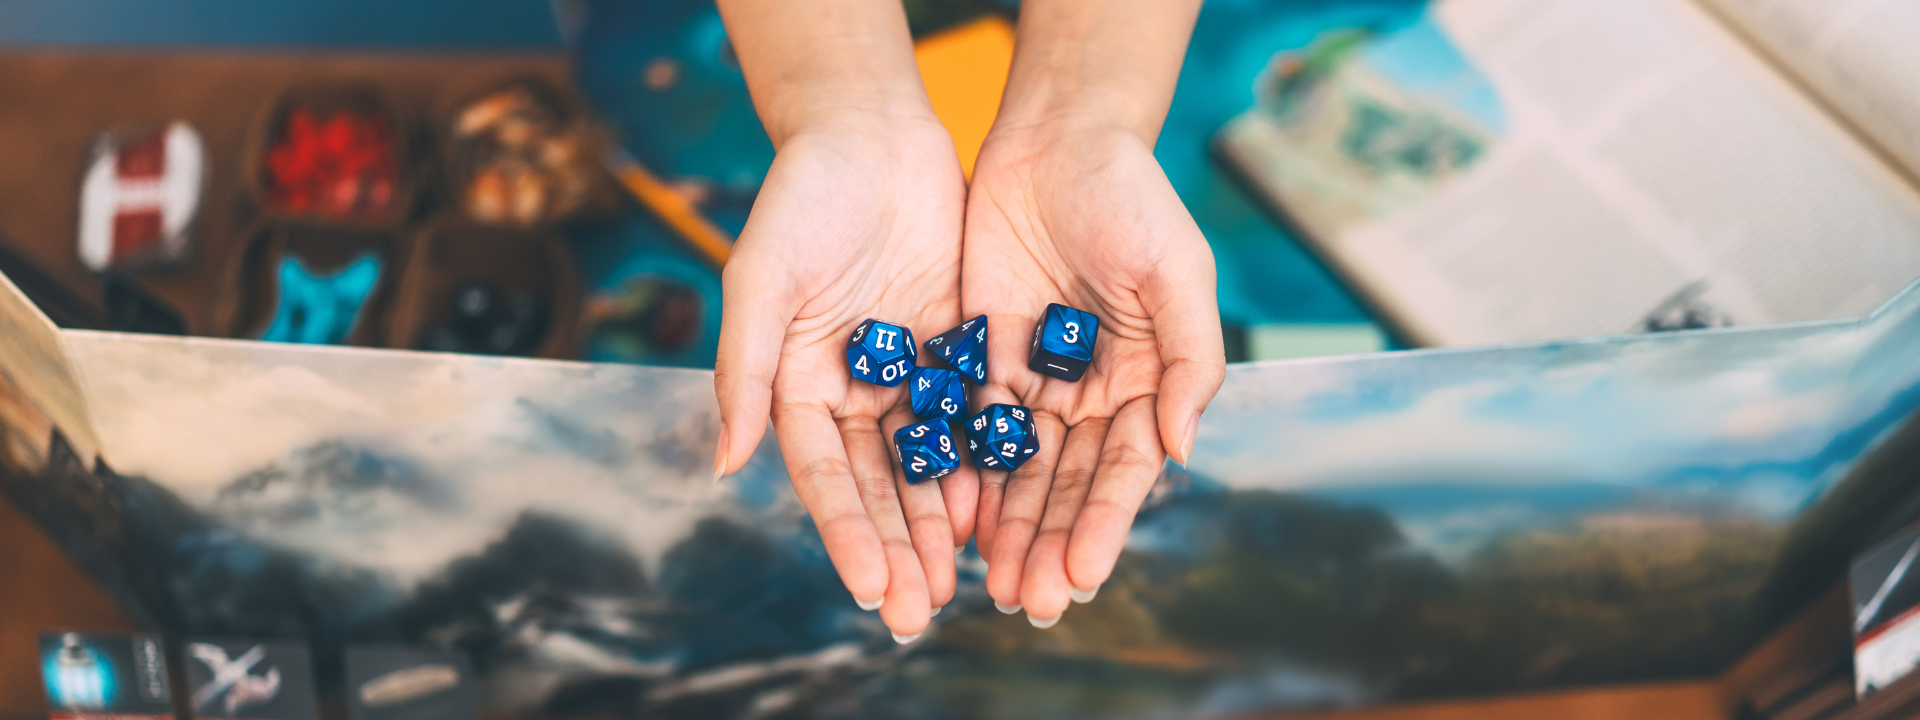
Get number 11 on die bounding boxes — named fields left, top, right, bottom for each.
left=846, top=319, right=917, bottom=387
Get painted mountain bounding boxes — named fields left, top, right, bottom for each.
left=2, top=267, right=1918, bottom=719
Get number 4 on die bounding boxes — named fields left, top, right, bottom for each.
left=847, top=318, right=917, bottom=387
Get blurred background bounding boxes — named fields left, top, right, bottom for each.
left=5, top=1, right=1920, bottom=719
left=0, top=0, right=1424, bottom=376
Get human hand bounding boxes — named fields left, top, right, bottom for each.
left=712, top=113, right=976, bottom=640
left=962, top=119, right=1225, bottom=627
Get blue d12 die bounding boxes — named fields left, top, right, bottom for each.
left=846, top=318, right=917, bottom=387
left=894, top=418, right=960, bottom=484
left=907, top=367, right=968, bottom=422
left=925, top=315, right=988, bottom=385
left=964, top=403, right=1039, bottom=471
left=1028, top=304, right=1098, bottom=382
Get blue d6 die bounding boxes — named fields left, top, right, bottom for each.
left=908, top=367, right=968, bottom=422
left=846, top=319, right=916, bottom=387
left=925, top=315, right=989, bottom=385
left=894, top=418, right=960, bottom=484
left=1028, top=304, right=1098, bottom=382
left=964, top=404, right=1038, bottom=471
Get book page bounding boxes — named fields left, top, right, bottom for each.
left=1699, top=0, right=1920, bottom=182
left=1218, top=0, right=1920, bottom=346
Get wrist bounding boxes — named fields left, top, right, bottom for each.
left=988, top=0, right=1200, bottom=146
left=991, top=68, right=1162, bottom=145
left=770, top=95, right=944, bottom=150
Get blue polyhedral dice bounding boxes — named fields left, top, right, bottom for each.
left=1028, top=304, right=1099, bottom=382
left=894, top=418, right=960, bottom=484
left=925, top=315, right=988, bottom=385
left=908, top=367, right=968, bottom=422
left=846, top=319, right=916, bottom=387
left=964, top=404, right=1039, bottom=471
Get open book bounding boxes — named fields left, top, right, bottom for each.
left=1216, top=0, right=1920, bottom=346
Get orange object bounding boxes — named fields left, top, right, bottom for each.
left=914, top=15, right=1016, bottom=179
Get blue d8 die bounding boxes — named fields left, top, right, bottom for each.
left=1028, top=304, right=1099, bottom=382
left=908, top=367, right=968, bottom=422
left=964, top=404, right=1038, bottom=471
left=894, top=418, right=960, bottom=484
left=925, top=315, right=988, bottom=385
left=846, top=319, right=916, bottom=387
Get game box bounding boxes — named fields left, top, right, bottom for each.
left=3, top=268, right=1919, bottom=719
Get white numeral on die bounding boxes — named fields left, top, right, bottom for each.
left=855, top=355, right=870, bottom=374
left=1061, top=321, right=1080, bottom=344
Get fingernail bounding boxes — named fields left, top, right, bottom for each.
left=1179, top=412, right=1200, bottom=465
left=892, top=631, right=922, bottom=644
left=1069, top=585, right=1100, bottom=604
left=955, top=546, right=966, bottom=555
left=931, top=606, right=943, bottom=617
left=994, top=602, right=1021, bottom=615
left=856, top=596, right=884, bottom=611
left=1027, top=613, right=1060, bottom=629
left=712, top=423, right=730, bottom=481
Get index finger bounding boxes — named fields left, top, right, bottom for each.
left=771, top=400, right=889, bottom=607
left=1064, top=394, right=1166, bottom=594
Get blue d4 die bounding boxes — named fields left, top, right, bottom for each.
left=908, top=367, right=968, bottom=422
left=1028, top=304, right=1098, bottom=382
left=925, top=315, right=989, bottom=385
left=894, top=418, right=960, bottom=484
left=846, top=319, right=916, bottom=387
left=964, top=404, right=1039, bottom=471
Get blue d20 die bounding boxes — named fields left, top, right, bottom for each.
left=925, top=315, right=989, bottom=385
left=846, top=318, right=917, bottom=387
left=907, top=367, right=968, bottom=422
left=1028, top=304, right=1098, bottom=382
left=964, top=403, right=1039, bottom=471
left=894, top=418, right=960, bottom=484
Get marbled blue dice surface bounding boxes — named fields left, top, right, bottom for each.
left=846, top=318, right=916, bottom=387
left=964, top=403, right=1039, bottom=471
left=908, top=367, right=968, bottom=422
left=894, top=418, right=960, bottom=484
left=1028, top=303, right=1098, bottom=382
left=925, top=315, right=989, bottom=385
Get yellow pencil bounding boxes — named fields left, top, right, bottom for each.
left=607, top=151, right=734, bottom=266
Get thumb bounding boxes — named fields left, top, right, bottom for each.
left=1142, top=247, right=1225, bottom=465
left=713, top=259, right=798, bottom=479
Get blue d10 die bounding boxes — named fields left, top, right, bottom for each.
left=1028, top=304, right=1098, bottom=382
left=894, top=418, right=960, bottom=484
left=846, top=319, right=917, bottom=387
left=908, top=367, right=968, bottom=422
left=925, top=315, right=988, bottom=385
left=964, top=404, right=1038, bottom=471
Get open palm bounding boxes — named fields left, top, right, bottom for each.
left=715, top=118, right=976, bottom=639
left=962, top=123, right=1225, bottom=626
